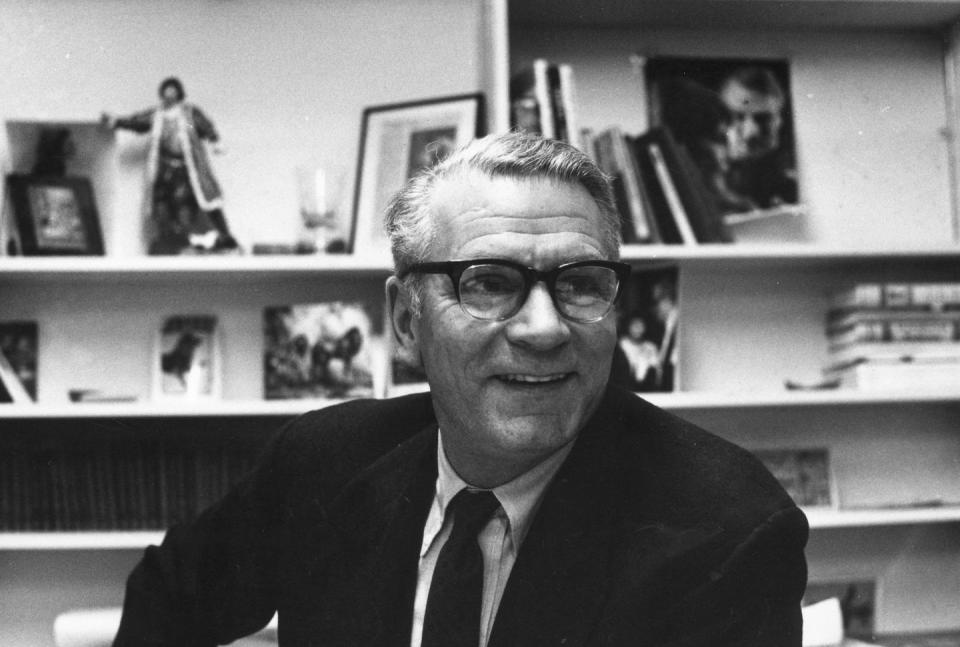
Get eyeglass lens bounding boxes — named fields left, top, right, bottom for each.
left=458, top=263, right=619, bottom=322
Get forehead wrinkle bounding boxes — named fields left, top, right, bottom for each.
left=459, top=231, right=605, bottom=264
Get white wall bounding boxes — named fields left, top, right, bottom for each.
left=0, top=0, right=484, bottom=254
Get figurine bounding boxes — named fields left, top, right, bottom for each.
left=101, top=77, right=238, bottom=255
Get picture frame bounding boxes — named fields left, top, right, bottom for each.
left=752, top=447, right=837, bottom=509
left=351, top=93, right=485, bottom=256
left=642, top=56, right=801, bottom=224
left=611, top=265, right=680, bottom=393
left=5, top=174, right=105, bottom=255
left=263, top=302, right=381, bottom=400
left=153, top=315, right=221, bottom=401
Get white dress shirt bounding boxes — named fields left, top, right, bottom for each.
left=409, top=431, right=575, bottom=647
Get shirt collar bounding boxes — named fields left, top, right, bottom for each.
left=433, top=429, right=575, bottom=550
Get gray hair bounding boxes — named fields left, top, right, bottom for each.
left=384, top=131, right=622, bottom=280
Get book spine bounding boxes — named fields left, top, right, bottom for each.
left=647, top=141, right=697, bottom=245
left=559, top=64, right=580, bottom=150
left=533, top=59, right=555, bottom=139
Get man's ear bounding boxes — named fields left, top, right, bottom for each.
left=385, top=276, right=423, bottom=369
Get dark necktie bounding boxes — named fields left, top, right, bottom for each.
left=421, top=489, right=501, bottom=647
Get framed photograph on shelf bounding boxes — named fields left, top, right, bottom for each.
left=642, top=56, right=802, bottom=232
left=0, top=321, right=38, bottom=403
left=611, top=265, right=679, bottom=393
left=351, top=93, right=485, bottom=256
left=153, top=315, right=221, bottom=400
left=5, top=174, right=105, bottom=255
left=263, top=302, right=380, bottom=400
left=752, top=447, right=836, bottom=509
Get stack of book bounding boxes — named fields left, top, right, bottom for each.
left=823, top=282, right=960, bottom=391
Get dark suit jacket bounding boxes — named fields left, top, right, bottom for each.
left=114, top=386, right=808, bottom=647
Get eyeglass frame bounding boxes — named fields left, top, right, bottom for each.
left=397, top=258, right=631, bottom=323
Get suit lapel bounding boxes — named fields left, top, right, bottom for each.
left=308, top=425, right=438, bottom=647
left=488, top=402, right=626, bottom=647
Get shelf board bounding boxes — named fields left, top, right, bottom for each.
left=805, top=505, right=960, bottom=529
left=2, top=245, right=957, bottom=281
left=0, top=254, right=393, bottom=282
left=510, top=0, right=960, bottom=32
left=4, top=505, right=959, bottom=549
left=1, top=388, right=955, bottom=420
left=644, top=388, right=960, bottom=409
left=619, top=243, right=960, bottom=268
left=0, top=531, right=163, bottom=551
left=0, top=398, right=344, bottom=419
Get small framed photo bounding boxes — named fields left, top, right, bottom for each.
left=752, top=447, right=836, bottom=509
left=351, top=94, right=485, bottom=256
left=263, top=302, right=380, bottom=400
left=5, top=174, right=105, bottom=255
left=611, top=265, right=680, bottom=393
left=154, top=315, right=221, bottom=400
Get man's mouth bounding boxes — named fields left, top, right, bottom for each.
left=496, top=373, right=572, bottom=385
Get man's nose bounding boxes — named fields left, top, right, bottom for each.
left=504, top=282, right=571, bottom=350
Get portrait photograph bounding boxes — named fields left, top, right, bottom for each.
left=5, top=174, right=105, bottom=255
left=154, top=315, right=220, bottom=400
left=263, top=302, right=377, bottom=400
left=644, top=56, right=799, bottom=220
left=612, top=265, right=680, bottom=393
left=351, top=94, right=484, bottom=256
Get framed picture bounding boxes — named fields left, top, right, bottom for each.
left=752, top=447, right=836, bottom=509
left=611, top=265, right=680, bottom=393
left=0, top=321, right=38, bottom=403
left=642, top=56, right=800, bottom=222
left=153, top=315, right=221, bottom=400
left=351, top=94, right=485, bottom=256
left=263, top=302, right=379, bottom=400
left=5, top=174, right=105, bottom=255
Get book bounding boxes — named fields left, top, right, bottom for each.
left=827, top=340, right=960, bottom=367
left=611, top=265, right=680, bottom=392
left=558, top=63, right=581, bottom=149
left=263, top=302, right=377, bottom=399
left=533, top=58, right=556, bottom=139
left=830, top=282, right=960, bottom=312
left=632, top=130, right=696, bottom=244
left=509, top=66, right=541, bottom=136
left=636, top=127, right=730, bottom=243
left=0, top=320, right=38, bottom=403
left=827, top=315, right=959, bottom=347
left=824, top=357, right=960, bottom=391
left=154, top=315, right=221, bottom=400
left=592, top=127, right=656, bottom=243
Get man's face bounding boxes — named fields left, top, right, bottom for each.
left=396, top=173, right=617, bottom=485
left=161, top=86, right=180, bottom=108
left=721, top=81, right=784, bottom=160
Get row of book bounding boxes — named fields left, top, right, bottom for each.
left=510, top=59, right=730, bottom=245
left=0, top=443, right=256, bottom=531
left=822, top=282, right=960, bottom=390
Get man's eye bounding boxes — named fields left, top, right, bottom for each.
left=464, top=273, right=516, bottom=294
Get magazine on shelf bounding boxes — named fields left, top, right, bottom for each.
left=153, top=315, right=221, bottom=400
left=643, top=56, right=801, bottom=228
left=752, top=447, right=836, bottom=509
left=0, top=320, right=38, bottom=403
left=611, top=265, right=679, bottom=392
left=592, top=126, right=657, bottom=243
left=824, top=356, right=960, bottom=391
left=263, top=302, right=377, bottom=400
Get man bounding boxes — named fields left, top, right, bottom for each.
left=719, top=66, right=799, bottom=208
left=113, top=132, right=807, bottom=646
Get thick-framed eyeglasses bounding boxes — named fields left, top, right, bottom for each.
left=399, top=258, right=631, bottom=323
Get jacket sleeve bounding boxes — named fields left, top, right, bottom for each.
left=112, top=420, right=304, bottom=647
left=111, top=108, right=155, bottom=134
left=666, top=505, right=810, bottom=647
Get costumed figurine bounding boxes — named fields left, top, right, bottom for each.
left=101, top=77, right=239, bottom=254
